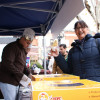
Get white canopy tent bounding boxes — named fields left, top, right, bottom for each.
left=51, top=0, right=84, bottom=38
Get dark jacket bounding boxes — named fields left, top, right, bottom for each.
left=55, top=34, right=100, bottom=82
left=0, top=39, right=30, bottom=86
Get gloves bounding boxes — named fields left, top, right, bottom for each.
left=20, top=74, right=31, bottom=87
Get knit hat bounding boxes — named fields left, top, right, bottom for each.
left=23, top=28, right=35, bottom=41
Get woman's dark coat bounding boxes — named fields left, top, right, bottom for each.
left=55, top=34, right=100, bottom=82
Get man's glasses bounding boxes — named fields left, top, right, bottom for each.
left=24, top=38, right=31, bottom=45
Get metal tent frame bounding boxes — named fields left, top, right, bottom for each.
left=0, top=0, right=64, bottom=36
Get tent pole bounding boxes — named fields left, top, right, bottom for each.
left=0, top=0, right=57, bottom=7
left=43, top=36, right=47, bottom=75
left=1, top=5, right=57, bottom=13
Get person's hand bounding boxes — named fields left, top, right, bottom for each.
left=28, top=74, right=35, bottom=81
left=28, top=74, right=32, bottom=79
left=20, top=74, right=31, bottom=87
left=50, top=48, right=59, bottom=57
left=32, top=75, right=35, bottom=81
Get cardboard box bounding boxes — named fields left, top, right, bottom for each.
left=32, top=79, right=100, bottom=100
left=32, top=74, right=80, bottom=81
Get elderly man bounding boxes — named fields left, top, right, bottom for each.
left=0, top=28, right=35, bottom=100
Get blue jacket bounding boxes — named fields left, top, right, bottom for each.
left=55, top=34, right=100, bottom=82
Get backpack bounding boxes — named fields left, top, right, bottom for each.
left=93, top=33, right=100, bottom=52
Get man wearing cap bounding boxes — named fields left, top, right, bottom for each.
left=0, top=28, right=35, bottom=100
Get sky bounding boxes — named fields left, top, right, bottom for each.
left=64, top=8, right=97, bottom=33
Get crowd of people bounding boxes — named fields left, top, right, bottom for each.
left=0, top=20, right=100, bottom=100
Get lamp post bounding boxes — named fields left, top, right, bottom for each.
left=57, top=33, right=64, bottom=46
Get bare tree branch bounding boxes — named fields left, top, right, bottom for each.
left=85, top=0, right=97, bottom=23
